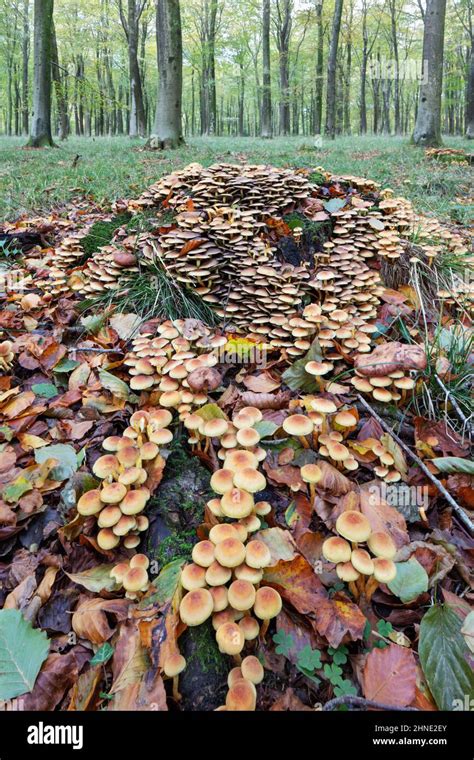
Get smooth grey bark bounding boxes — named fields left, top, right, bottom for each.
left=412, top=0, right=447, bottom=146
left=261, top=0, right=272, bottom=137
left=119, top=0, right=147, bottom=137
left=27, top=0, right=55, bottom=147
left=466, top=41, right=474, bottom=137
left=51, top=18, right=67, bottom=139
left=149, top=0, right=184, bottom=149
left=275, top=0, right=292, bottom=135
left=325, top=0, right=343, bottom=139
left=388, top=0, right=401, bottom=133
left=314, top=0, right=324, bottom=134
left=200, top=0, right=219, bottom=135
left=22, top=0, right=29, bottom=135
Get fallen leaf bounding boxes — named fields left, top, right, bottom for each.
left=363, top=644, right=417, bottom=706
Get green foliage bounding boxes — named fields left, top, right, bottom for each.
left=272, top=629, right=294, bottom=657
left=80, top=213, right=131, bottom=259
left=90, top=642, right=114, bottom=666
left=388, top=559, right=429, bottom=603
left=0, top=610, right=50, bottom=700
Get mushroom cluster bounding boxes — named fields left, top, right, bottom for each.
left=0, top=340, right=15, bottom=372
left=124, top=319, right=225, bottom=406
left=178, top=405, right=283, bottom=711
left=283, top=407, right=360, bottom=474
left=110, top=553, right=150, bottom=599
left=322, top=510, right=397, bottom=601
left=221, top=655, right=264, bottom=711
left=69, top=243, right=139, bottom=296
left=350, top=368, right=415, bottom=404
left=77, top=408, right=172, bottom=549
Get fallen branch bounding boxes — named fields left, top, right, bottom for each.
left=357, top=393, right=474, bottom=536
left=323, top=695, right=419, bottom=712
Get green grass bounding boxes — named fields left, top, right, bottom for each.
left=0, top=135, right=472, bottom=224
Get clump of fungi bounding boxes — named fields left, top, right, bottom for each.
left=110, top=553, right=150, bottom=599
left=177, top=405, right=282, bottom=711
left=77, top=408, right=173, bottom=550
left=322, top=510, right=397, bottom=600
left=0, top=340, right=15, bottom=372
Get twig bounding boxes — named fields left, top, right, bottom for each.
left=68, top=347, right=124, bottom=354
left=434, top=374, right=472, bottom=435
left=357, top=393, right=474, bottom=536
left=323, top=695, right=419, bottom=712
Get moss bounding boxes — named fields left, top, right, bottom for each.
left=309, top=170, right=326, bottom=185
left=80, top=212, right=131, bottom=258
left=125, top=209, right=159, bottom=234
left=184, top=621, right=225, bottom=675
left=179, top=621, right=228, bottom=711
left=155, top=529, right=195, bottom=569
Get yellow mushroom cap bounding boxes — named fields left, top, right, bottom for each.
left=239, top=616, right=260, bottom=640
left=110, top=561, right=129, bottom=583
left=216, top=622, right=245, bottom=655
left=120, top=488, right=149, bottom=515
left=227, top=667, right=244, bottom=688
left=225, top=449, right=258, bottom=472
left=209, top=585, right=228, bottom=612
left=164, top=653, right=186, bottom=678
left=208, top=523, right=237, bottom=544
left=100, top=482, right=128, bottom=505
left=215, top=538, right=246, bottom=568
left=241, top=655, right=264, bottom=685
left=181, top=563, right=207, bottom=591
left=212, top=608, right=238, bottom=630
left=245, top=540, right=272, bottom=569
left=373, top=558, right=397, bottom=583
left=92, top=454, right=119, bottom=479
left=322, top=536, right=351, bottom=564
left=351, top=548, right=374, bottom=575
left=300, top=463, right=322, bottom=484
left=205, top=561, right=232, bottom=586
left=116, top=446, right=140, bottom=468
left=112, top=514, right=137, bottom=536
left=239, top=406, right=263, bottom=424
left=192, top=540, right=215, bottom=568
left=202, top=418, right=229, bottom=439
left=226, top=679, right=256, bottom=711
left=236, top=428, right=261, bottom=448
left=367, top=531, right=397, bottom=559
left=253, top=586, right=282, bottom=620
left=97, top=505, right=122, bottom=528
left=210, top=468, right=235, bottom=494
left=97, top=528, right=120, bottom=551
left=283, top=414, right=313, bottom=437
left=336, top=510, right=371, bottom=543
left=220, top=488, right=254, bottom=519
left=123, top=566, right=149, bottom=592
left=255, top=500, right=272, bottom=516
left=336, top=561, right=360, bottom=582
left=130, top=553, right=150, bottom=570
left=234, top=563, right=264, bottom=584
left=228, top=580, right=256, bottom=611
left=77, top=489, right=102, bottom=516
left=233, top=467, right=266, bottom=494
left=179, top=588, right=214, bottom=626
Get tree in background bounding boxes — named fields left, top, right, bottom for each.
left=275, top=0, right=292, bottom=135
left=118, top=0, right=147, bottom=137
left=412, top=0, right=447, bottom=145
left=325, top=0, right=343, bottom=139
left=149, top=0, right=183, bottom=148
left=261, top=0, right=272, bottom=138
left=27, top=0, right=55, bottom=147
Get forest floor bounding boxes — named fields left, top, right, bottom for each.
left=1, top=135, right=473, bottom=225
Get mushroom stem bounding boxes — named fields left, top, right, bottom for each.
left=233, top=653, right=242, bottom=666
left=348, top=581, right=359, bottom=599
left=364, top=576, right=379, bottom=602
left=299, top=436, right=310, bottom=449
left=172, top=675, right=182, bottom=702
left=356, top=575, right=366, bottom=597
left=259, top=619, right=270, bottom=638
left=309, top=483, right=316, bottom=505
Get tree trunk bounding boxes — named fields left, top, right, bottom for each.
left=261, top=0, right=272, bottom=138
left=27, top=0, right=55, bottom=147
left=276, top=0, right=292, bottom=135
left=325, top=0, right=343, bottom=139
left=314, top=0, right=323, bottom=134
left=149, top=0, right=184, bottom=149
left=466, top=41, right=474, bottom=138
left=22, top=0, right=30, bottom=135
left=412, top=0, right=447, bottom=146
left=119, top=0, right=147, bottom=137
left=200, top=0, right=219, bottom=135
left=51, top=19, right=68, bottom=140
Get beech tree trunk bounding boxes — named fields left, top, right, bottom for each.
left=27, top=0, right=55, bottom=147
left=314, top=0, right=323, bottom=135
left=22, top=0, right=30, bottom=135
left=51, top=18, right=67, bottom=140
left=261, top=0, right=272, bottom=138
left=325, top=0, right=343, bottom=139
left=149, top=0, right=184, bottom=149
left=119, top=0, right=147, bottom=137
left=276, top=0, right=292, bottom=135
left=412, top=0, right=447, bottom=146
left=466, top=41, right=474, bottom=138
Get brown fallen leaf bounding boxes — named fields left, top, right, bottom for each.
left=270, top=688, right=313, bottom=711
left=313, top=593, right=367, bottom=648
left=359, top=482, right=409, bottom=548
left=243, top=371, right=281, bottom=393
left=72, top=597, right=130, bottom=644
left=264, top=555, right=326, bottom=614
left=362, top=643, right=417, bottom=707
left=355, top=341, right=426, bottom=376
left=23, top=648, right=90, bottom=711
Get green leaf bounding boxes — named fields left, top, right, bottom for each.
left=80, top=314, right=105, bottom=334
left=323, top=662, right=343, bottom=685
left=0, top=425, right=14, bottom=442
left=66, top=564, right=118, bottom=593
left=253, top=420, right=279, bottom=439
left=0, top=610, right=50, bottom=700
left=282, top=337, right=323, bottom=392
left=98, top=369, right=132, bottom=401
left=195, top=403, right=228, bottom=422
left=324, top=198, right=346, bottom=213
left=297, top=645, right=322, bottom=672
left=334, top=679, right=358, bottom=697
left=461, top=611, right=474, bottom=654
left=328, top=645, right=348, bottom=665
left=90, top=642, right=114, bottom=666
left=53, top=358, right=80, bottom=373
left=2, top=476, right=32, bottom=504
left=431, top=457, right=474, bottom=475
left=139, top=559, right=184, bottom=609
left=377, top=620, right=394, bottom=637
left=387, top=559, right=428, bottom=603
left=35, top=443, right=78, bottom=481
left=419, top=605, right=474, bottom=711
left=272, top=629, right=295, bottom=657
left=31, top=383, right=58, bottom=399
